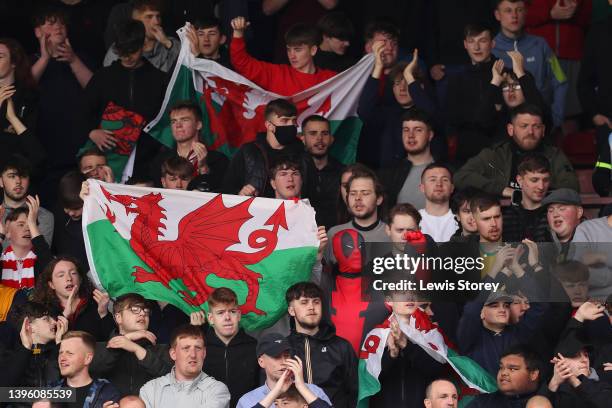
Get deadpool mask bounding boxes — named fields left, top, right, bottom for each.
left=332, top=229, right=364, bottom=274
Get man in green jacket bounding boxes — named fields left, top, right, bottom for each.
left=455, top=104, right=579, bottom=197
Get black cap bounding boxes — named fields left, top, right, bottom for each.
left=554, top=330, right=592, bottom=358
left=256, top=333, right=291, bottom=358
left=484, top=290, right=513, bottom=306
left=541, top=188, right=581, bottom=206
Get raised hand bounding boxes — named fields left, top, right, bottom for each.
left=186, top=23, right=200, bottom=56
left=99, top=165, right=114, bottom=183
left=150, top=25, right=172, bottom=49
left=507, top=51, right=526, bottom=78
left=20, top=317, right=33, bottom=350
left=93, top=289, right=110, bottom=318
left=403, top=49, right=419, bottom=84
left=316, top=226, right=328, bottom=261
left=36, top=32, right=52, bottom=60
left=56, top=38, right=76, bottom=64
left=190, top=310, right=206, bottom=326
left=231, top=17, right=250, bottom=38
left=548, top=353, right=573, bottom=391
left=25, top=195, right=41, bottom=237
left=191, top=141, right=208, bottom=171
left=491, top=59, right=505, bottom=86
left=574, top=301, right=605, bottom=322
left=0, top=85, right=16, bottom=110
left=79, top=181, right=90, bottom=201
left=63, top=283, right=79, bottom=318
left=55, top=316, right=69, bottom=344
left=551, top=0, right=577, bottom=20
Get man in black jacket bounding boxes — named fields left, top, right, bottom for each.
left=300, top=115, right=344, bottom=229
left=191, top=287, right=258, bottom=408
left=85, top=19, right=167, bottom=183
left=502, top=153, right=552, bottom=242
left=285, top=282, right=358, bottom=408
left=445, top=23, right=499, bottom=163
left=90, top=293, right=172, bottom=397
left=222, top=99, right=304, bottom=198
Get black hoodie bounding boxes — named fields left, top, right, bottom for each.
left=286, top=320, right=358, bottom=408
left=202, top=325, right=259, bottom=408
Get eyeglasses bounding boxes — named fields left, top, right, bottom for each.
left=502, top=84, right=521, bottom=92
left=126, top=305, right=151, bottom=316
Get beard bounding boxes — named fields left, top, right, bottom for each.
left=5, top=189, right=26, bottom=202
left=350, top=206, right=377, bottom=221
left=405, top=144, right=428, bottom=156
left=296, top=315, right=321, bottom=331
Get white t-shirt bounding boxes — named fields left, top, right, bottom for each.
left=418, top=209, right=458, bottom=242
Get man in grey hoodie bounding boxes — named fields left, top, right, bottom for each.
left=139, top=324, right=230, bottom=408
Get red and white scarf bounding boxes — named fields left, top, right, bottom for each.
left=1, top=246, right=36, bottom=289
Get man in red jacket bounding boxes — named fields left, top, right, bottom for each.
left=229, top=17, right=336, bottom=95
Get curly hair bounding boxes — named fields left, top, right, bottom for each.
left=31, top=256, right=93, bottom=311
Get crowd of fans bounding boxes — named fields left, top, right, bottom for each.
left=0, top=0, right=611, bottom=407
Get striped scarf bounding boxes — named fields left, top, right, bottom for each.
left=1, top=246, right=37, bottom=289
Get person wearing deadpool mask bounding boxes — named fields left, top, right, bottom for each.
left=320, top=229, right=389, bottom=355
left=222, top=99, right=304, bottom=198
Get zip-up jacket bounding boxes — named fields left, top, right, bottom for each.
left=286, top=321, right=358, bottom=408
left=202, top=326, right=259, bottom=408
left=454, top=140, right=579, bottom=195
left=525, top=0, right=592, bottom=60
left=51, top=378, right=120, bottom=408
left=0, top=342, right=60, bottom=388
left=493, top=32, right=568, bottom=126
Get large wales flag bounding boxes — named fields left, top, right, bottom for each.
left=82, top=180, right=319, bottom=330
left=144, top=25, right=374, bottom=164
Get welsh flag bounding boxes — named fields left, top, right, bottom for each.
left=82, top=179, right=319, bottom=330
left=144, top=26, right=374, bottom=163
left=358, top=310, right=497, bottom=408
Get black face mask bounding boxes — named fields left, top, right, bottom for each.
left=274, top=125, right=298, bottom=146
